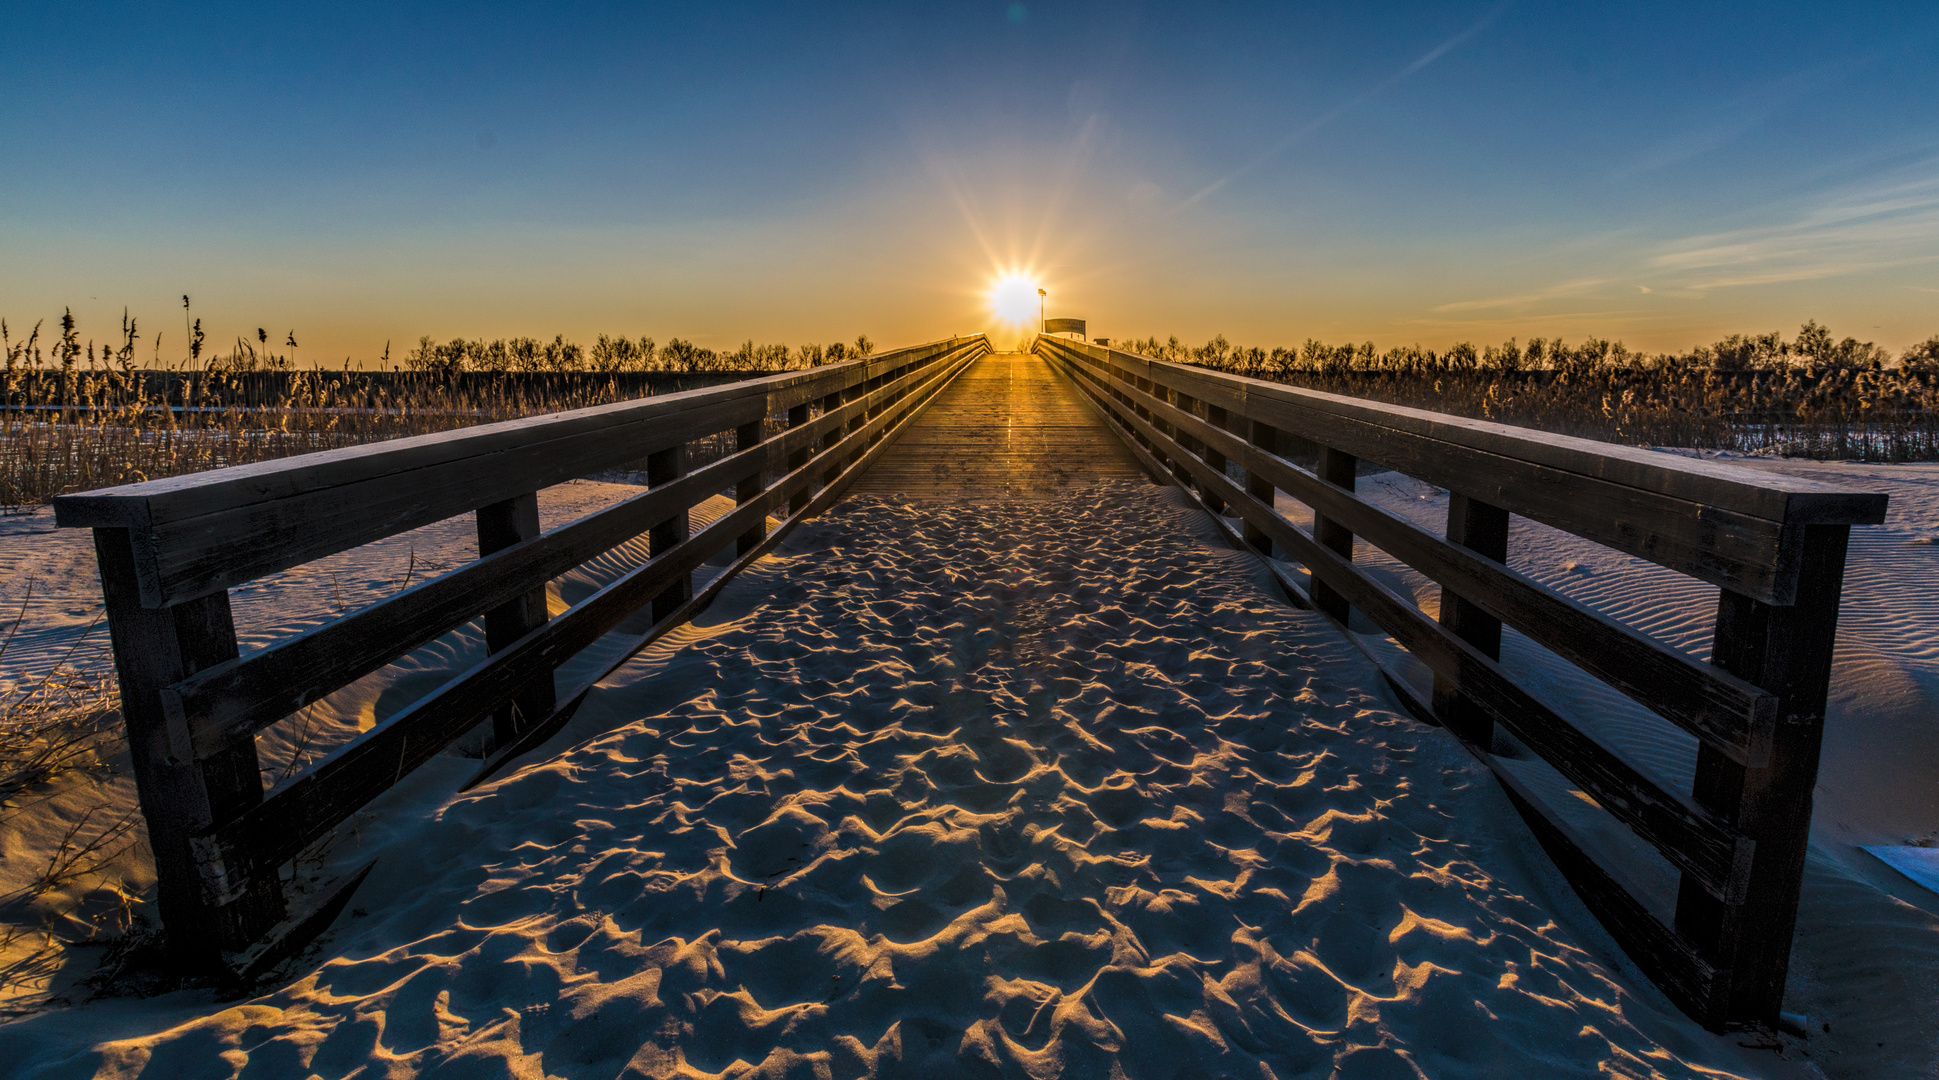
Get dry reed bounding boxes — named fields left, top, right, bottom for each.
left=1120, top=322, right=1939, bottom=462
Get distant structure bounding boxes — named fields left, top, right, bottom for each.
left=1043, top=317, right=1086, bottom=340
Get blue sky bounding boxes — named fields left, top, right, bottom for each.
left=4, top=1, right=1936, bottom=362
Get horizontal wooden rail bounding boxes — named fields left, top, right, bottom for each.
left=61, top=334, right=989, bottom=973
left=1092, top=352, right=1885, bottom=606
left=1089, top=363, right=1780, bottom=765
left=56, top=351, right=956, bottom=607
left=190, top=343, right=979, bottom=891
left=1036, top=333, right=1886, bottom=1029
left=163, top=350, right=963, bottom=761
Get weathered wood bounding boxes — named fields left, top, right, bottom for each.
left=192, top=343, right=985, bottom=886
left=1676, top=524, right=1851, bottom=1021
left=1201, top=403, right=1229, bottom=515
left=647, top=444, right=690, bottom=623
left=1080, top=375, right=1752, bottom=900
left=55, top=339, right=979, bottom=607
left=787, top=403, right=812, bottom=516
left=463, top=341, right=985, bottom=793
left=1086, top=358, right=1778, bottom=765
left=91, top=528, right=282, bottom=969
left=477, top=492, right=554, bottom=747
left=736, top=420, right=768, bottom=556
left=848, top=353, right=1145, bottom=501
left=1042, top=334, right=1889, bottom=1029
left=1493, top=756, right=1728, bottom=1024
left=1038, top=337, right=1885, bottom=604
left=1244, top=420, right=1275, bottom=558
left=1045, top=339, right=1886, bottom=525
left=1433, top=494, right=1509, bottom=747
left=1311, top=446, right=1357, bottom=622
left=169, top=446, right=767, bottom=759
left=72, top=395, right=760, bottom=607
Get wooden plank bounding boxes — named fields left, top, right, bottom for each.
left=1039, top=338, right=1887, bottom=525
left=1364, top=663, right=1729, bottom=1026
left=647, top=444, right=691, bottom=623
left=1311, top=445, right=1357, bottom=622
left=462, top=340, right=987, bottom=791
left=1494, top=757, right=1729, bottom=1027
left=847, top=352, right=1145, bottom=501
left=735, top=420, right=767, bottom=556
left=54, top=338, right=982, bottom=607
left=1433, top=494, right=1509, bottom=747
left=1091, top=364, right=1777, bottom=766
left=193, top=344, right=983, bottom=885
left=169, top=446, right=764, bottom=758
left=1084, top=380, right=1753, bottom=901
left=477, top=492, right=555, bottom=747
left=1675, top=524, right=1852, bottom=1024
left=54, top=338, right=968, bottom=528
left=1040, top=338, right=1890, bottom=605
left=171, top=344, right=965, bottom=759
left=91, top=529, right=283, bottom=968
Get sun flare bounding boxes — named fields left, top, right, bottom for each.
left=989, top=273, right=1043, bottom=327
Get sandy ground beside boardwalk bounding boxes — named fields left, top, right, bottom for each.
left=1323, top=456, right=1939, bottom=1079
left=1, top=482, right=1793, bottom=1079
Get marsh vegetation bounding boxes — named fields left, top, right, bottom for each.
left=1124, top=321, right=1939, bottom=462
left=1, top=310, right=876, bottom=508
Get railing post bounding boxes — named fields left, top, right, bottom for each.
left=786, top=402, right=811, bottom=516
left=647, top=443, right=691, bottom=622
left=477, top=492, right=555, bottom=747
left=1158, top=385, right=1191, bottom=485
left=1202, top=404, right=1229, bottom=514
left=1432, top=494, right=1510, bottom=746
left=735, top=419, right=767, bottom=556
left=93, top=528, right=283, bottom=970
left=1310, top=447, right=1358, bottom=622
left=819, top=386, right=846, bottom=492
left=1244, top=421, right=1276, bottom=557
left=1675, top=523, right=1851, bottom=1025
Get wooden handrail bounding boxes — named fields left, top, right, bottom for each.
left=54, top=345, right=966, bottom=606
left=1035, top=333, right=1887, bottom=1030
left=61, top=335, right=989, bottom=973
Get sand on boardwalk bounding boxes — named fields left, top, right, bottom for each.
left=0, top=480, right=1810, bottom=1078
left=1305, top=455, right=1939, bottom=1079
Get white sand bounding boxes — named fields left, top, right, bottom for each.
left=0, top=480, right=722, bottom=1012
left=0, top=481, right=1813, bottom=1077
left=1304, top=455, right=1939, bottom=1078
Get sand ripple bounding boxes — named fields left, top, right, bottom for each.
left=9, top=484, right=1766, bottom=1078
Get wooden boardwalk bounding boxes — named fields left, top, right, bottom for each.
left=847, top=351, right=1149, bottom=502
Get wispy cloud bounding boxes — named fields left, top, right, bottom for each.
left=1649, top=163, right=1939, bottom=289
left=1175, top=2, right=1512, bottom=210
left=1430, top=278, right=1608, bottom=313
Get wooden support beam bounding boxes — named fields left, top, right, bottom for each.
left=787, top=403, right=812, bottom=516
left=647, top=444, right=691, bottom=623
left=1310, top=446, right=1357, bottom=623
left=1201, top=402, right=1228, bottom=515
left=1433, top=494, right=1510, bottom=747
left=92, top=528, right=283, bottom=970
left=476, top=492, right=554, bottom=748
left=1244, top=420, right=1276, bottom=557
left=736, top=420, right=768, bottom=556
left=1676, top=524, right=1853, bottom=1024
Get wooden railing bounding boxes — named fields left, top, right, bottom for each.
left=55, top=335, right=989, bottom=974
left=1035, top=334, right=1887, bottom=1030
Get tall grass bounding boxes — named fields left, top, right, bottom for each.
left=1, top=315, right=881, bottom=508
left=1119, top=321, right=1939, bottom=462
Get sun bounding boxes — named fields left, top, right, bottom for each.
left=988, top=273, right=1042, bottom=327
